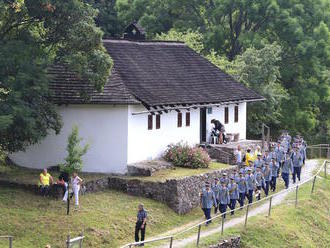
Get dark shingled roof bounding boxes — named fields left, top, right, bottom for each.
left=49, top=39, right=263, bottom=107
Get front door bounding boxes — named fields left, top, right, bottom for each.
left=200, top=108, right=207, bottom=143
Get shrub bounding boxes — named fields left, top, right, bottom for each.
left=60, top=125, right=89, bottom=174
left=164, top=142, right=210, bottom=168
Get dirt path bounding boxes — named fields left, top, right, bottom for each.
left=157, top=159, right=320, bottom=248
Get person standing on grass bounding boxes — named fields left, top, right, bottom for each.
left=245, top=168, right=255, bottom=204
left=200, top=182, right=217, bottom=225
left=63, top=172, right=83, bottom=208
left=237, top=172, right=246, bottom=208
left=282, top=154, right=293, bottom=189
left=218, top=182, right=230, bottom=218
left=228, top=177, right=239, bottom=215
left=211, top=178, right=220, bottom=214
left=38, top=168, right=53, bottom=197
left=292, top=147, right=303, bottom=183
left=135, top=203, right=147, bottom=246
left=270, top=158, right=279, bottom=192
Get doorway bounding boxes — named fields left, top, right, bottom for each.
left=200, top=108, right=207, bottom=143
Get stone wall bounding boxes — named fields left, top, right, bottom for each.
left=209, top=236, right=241, bottom=248
left=82, top=166, right=237, bottom=214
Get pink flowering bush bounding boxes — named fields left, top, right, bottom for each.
left=164, top=142, right=210, bottom=168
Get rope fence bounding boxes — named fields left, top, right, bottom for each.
left=123, top=150, right=329, bottom=248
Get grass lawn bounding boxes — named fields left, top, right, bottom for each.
left=0, top=186, right=207, bottom=248
left=188, top=169, right=330, bottom=247
left=125, top=162, right=230, bottom=182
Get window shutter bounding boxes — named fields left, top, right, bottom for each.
left=224, top=107, right=229, bottom=124
left=177, top=112, right=182, bottom=127
left=234, top=105, right=239, bottom=123
left=156, top=114, right=161, bottom=129
left=186, top=112, right=190, bottom=127
left=148, top=115, right=153, bottom=130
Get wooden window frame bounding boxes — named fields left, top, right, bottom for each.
left=156, top=114, right=161, bottom=129
left=177, top=112, right=182, bottom=127
left=234, top=105, right=239, bottom=123
left=148, top=115, right=153, bottom=130
left=186, top=112, right=190, bottom=127
left=224, top=107, right=229, bottom=124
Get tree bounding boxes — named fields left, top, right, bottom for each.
left=60, top=126, right=89, bottom=174
left=0, top=0, right=113, bottom=152
left=208, top=44, right=288, bottom=138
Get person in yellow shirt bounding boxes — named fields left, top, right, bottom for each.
left=39, top=169, right=53, bottom=196
left=253, top=145, right=262, bottom=160
left=245, top=148, right=254, bottom=166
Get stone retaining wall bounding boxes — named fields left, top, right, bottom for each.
left=83, top=166, right=236, bottom=214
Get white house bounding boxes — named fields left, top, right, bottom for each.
left=10, top=23, right=263, bottom=173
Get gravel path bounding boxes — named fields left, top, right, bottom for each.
left=157, top=159, right=320, bottom=248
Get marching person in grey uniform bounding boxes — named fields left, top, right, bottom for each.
left=200, top=182, right=217, bottom=225
left=238, top=172, right=247, bottom=208
left=211, top=178, right=220, bottom=214
left=292, top=147, right=303, bottom=183
left=218, top=182, right=230, bottom=218
left=229, top=168, right=240, bottom=183
left=282, top=154, right=293, bottom=189
left=228, top=177, right=239, bottom=215
left=275, top=142, right=285, bottom=170
left=245, top=168, right=255, bottom=204
left=299, top=142, right=307, bottom=165
left=254, top=167, right=264, bottom=200
left=220, top=172, right=229, bottom=186
left=263, top=163, right=272, bottom=196
left=254, top=154, right=264, bottom=170
left=270, top=158, right=279, bottom=192
left=263, top=151, right=272, bottom=164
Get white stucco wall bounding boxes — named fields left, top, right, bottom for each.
left=10, top=105, right=129, bottom=173
left=127, top=105, right=200, bottom=164
left=206, top=102, right=247, bottom=141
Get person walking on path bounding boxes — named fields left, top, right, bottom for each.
left=228, top=177, right=239, bottom=215
left=135, top=203, right=147, bottom=246
left=200, top=182, right=217, bottom=225
left=245, top=168, right=255, bottom=204
left=218, top=182, right=230, bottom=218
left=237, top=172, right=246, bottom=208
left=282, top=154, right=293, bottom=189
left=292, top=147, right=303, bottom=183
left=211, top=178, right=220, bottom=214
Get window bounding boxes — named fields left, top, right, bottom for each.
left=148, top=115, right=153, bottom=130
left=207, top=107, right=213, bottom=114
left=177, top=112, right=182, bottom=127
left=224, top=107, right=229, bottom=124
left=234, top=105, right=239, bottom=123
left=156, top=114, right=161, bottom=129
left=186, top=112, right=190, bottom=126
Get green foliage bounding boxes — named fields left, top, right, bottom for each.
left=0, top=0, right=112, bottom=152
left=155, top=29, right=204, bottom=53
left=60, top=126, right=89, bottom=174
left=164, top=142, right=210, bottom=168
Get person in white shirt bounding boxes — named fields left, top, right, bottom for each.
left=63, top=172, right=83, bottom=208
left=235, top=145, right=242, bottom=166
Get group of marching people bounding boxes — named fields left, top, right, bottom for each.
left=200, top=132, right=307, bottom=225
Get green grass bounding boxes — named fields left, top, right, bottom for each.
left=0, top=186, right=207, bottom=248
left=187, top=171, right=330, bottom=247
left=125, top=162, right=230, bottom=182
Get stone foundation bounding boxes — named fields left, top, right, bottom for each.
left=127, top=160, right=173, bottom=176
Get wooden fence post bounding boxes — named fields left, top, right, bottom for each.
left=66, top=235, right=70, bottom=248
left=295, top=185, right=299, bottom=208
left=325, top=162, right=327, bottom=179
left=196, top=224, right=201, bottom=246
left=268, top=196, right=273, bottom=217
left=9, top=237, right=13, bottom=248
left=221, top=215, right=225, bottom=235
left=311, top=176, right=317, bottom=194
left=244, top=204, right=249, bottom=228
left=169, top=236, right=173, bottom=248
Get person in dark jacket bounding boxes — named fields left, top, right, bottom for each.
left=211, top=119, right=227, bottom=143
left=135, top=203, right=147, bottom=246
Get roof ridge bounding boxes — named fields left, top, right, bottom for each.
left=102, top=38, right=185, bottom=45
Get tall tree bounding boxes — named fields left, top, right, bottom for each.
left=0, top=0, right=112, bottom=152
